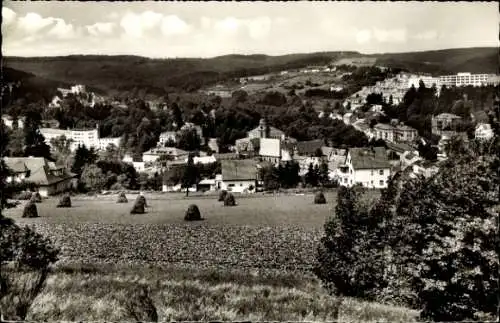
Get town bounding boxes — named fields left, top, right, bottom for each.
left=2, top=67, right=498, bottom=196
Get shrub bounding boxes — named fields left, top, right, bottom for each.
left=184, top=204, right=202, bottom=221
left=314, top=191, right=326, bottom=204
left=56, top=194, right=71, bottom=208
left=130, top=197, right=145, bottom=214
left=30, top=192, right=42, bottom=203
left=0, top=222, right=59, bottom=321
left=223, top=193, right=236, bottom=206
left=124, top=285, right=158, bottom=322
left=117, top=192, right=128, bottom=203
left=218, top=190, right=228, bottom=202
left=21, top=201, right=38, bottom=218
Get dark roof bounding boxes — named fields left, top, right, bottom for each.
left=471, top=110, right=489, bottom=124
left=4, top=157, right=76, bottom=185
left=386, top=142, right=414, bottom=154
left=214, top=153, right=239, bottom=160
left=349, top=147, right=391, bottom=170
left=221, top=159, right=258, bottom=181
left=295, top=139, right=324, bottom=156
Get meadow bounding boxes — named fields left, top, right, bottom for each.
left=2, top=190, right=418, bottom=322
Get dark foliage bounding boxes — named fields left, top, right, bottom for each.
left=30, top=192, right=42, bottom=203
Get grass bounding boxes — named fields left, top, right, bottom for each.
left=6, top=192, right=338, bottom=227
left=13, top=263, right=418, bottom=322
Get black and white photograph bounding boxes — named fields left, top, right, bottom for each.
left=1, top=1, right=499, bottom=322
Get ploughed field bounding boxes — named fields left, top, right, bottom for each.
left=6, top=192, right=340, bottom=271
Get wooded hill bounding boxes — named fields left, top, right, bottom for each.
left=3, top=47, right=497, bottom=96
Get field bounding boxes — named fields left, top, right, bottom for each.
left=2, top=191, right=418, bottom=321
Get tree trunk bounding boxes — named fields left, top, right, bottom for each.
left=185, top=187, right=189, bottom=197
left=332, top=296, right=343, bottom=321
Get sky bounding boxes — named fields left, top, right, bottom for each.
left=2, top=1, right=498, bottom=58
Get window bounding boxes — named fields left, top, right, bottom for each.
left=379, top=169, right=384, bottom=175
left=371, top=170, right=374, bottom=176
left=344, top=178, right=347, bottom=183
left=228, top=184, right=235, bottom=187
left=371, top=180, right=374, bottom=186
left=379, top=180, right=384, bottom=186
left=240, top=183, right=243, bottom=186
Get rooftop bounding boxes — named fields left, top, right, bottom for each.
left=221, top=159, right=258, bottom=181
left=348, top=147, right=391, bottom=170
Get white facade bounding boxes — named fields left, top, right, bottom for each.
left=407, top=75, right=441, bottom=89
left=41, top=126, right=121, bottom=151
left=439, top=73, right=497, bottom=87
left=475, top=123, right=494, bottom=141
left=159, top=131, right=177, bottom=145
left=216, top=179, right=255, bottom=193
left=2, top=115, right=24, bottom=129
left=338, top=150, right=391, bottom=189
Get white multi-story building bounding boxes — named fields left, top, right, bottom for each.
left=40, top=125, right=121, bottom=152
left=407, top=75, right=441, bottom=89
left=439, top=73, right=497, bottom=87
left=337, top=147, right=392, bottom=189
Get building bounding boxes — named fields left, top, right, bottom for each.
left=158, top=131, right=177, bottom=145
left=337, top=147, right=392, bottom=188
left=247, top=119, right=286, bottom=140
left=439, top=73, right=498, bottom=87
left=407, top=75, right=441, bottom=89
left=374, top=124, right=395, bottom=142
left=294, top=139, right=324, bottom=157
left=475, top=123, right=494, bottom=141
left=431, top=113, right=462, bottom=136
left=40, top=125, right=121, bottom=152
left=186, top=155, right=217, bottom=165
left=207, top=138, right=219, bottom=153
left=411, top=160, right=439, bottom=179
left=216, top=159, right=258, bottom=193
left=142, top=147, right=189, bottom=163
left=394, top=124, right=418, bottom=143
left=258, top=138, right=282, bottom=163
left=400, top=151, right=422, bottom=170
left=1, top=115, right=24, bottom=129
left=4, top=157, right=77, bottom=197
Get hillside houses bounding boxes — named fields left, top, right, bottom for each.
left=431, top=113, right=462, bottom=137
left=40, top=125, right=121, bottom=152
left=373, top=122, right=418, bottom=143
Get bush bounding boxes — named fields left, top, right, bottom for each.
left=184, top=204, right=202, bottom=221
left=314, top=191, right=326, bottom=204
left=30, top=192, right=42, bottom=203
left=218, top=190, right=228, bottom=202
left=117, top=192, right=128, bottom=203
left=124, top=286, right=158, bottom=322
left=130, top=197, right=145, bottom=214
left=22, top=201, right=38, bottom=218
left=224, top=193, right=236, bottom=206
left=56, top=194, right=71, bottom=208
left=0, top=222, right=59, bottom=320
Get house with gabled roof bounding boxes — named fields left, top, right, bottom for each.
left=216, top=159, right=258, bottom=193
left=337, top=147, right=392, bottom=188
left=4, top=157, right=77, bottom=197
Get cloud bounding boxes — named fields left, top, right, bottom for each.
left=373, top=28, right=407, bottom=43
left=414, top=30, right=438, bottom=40
left=356, top=29, right=372, bottom=44
left=47, top=18, right=77, bottom=39
left=120, top=11, right=163, bottom=38
left=160, top=15, right=191, bottom=36
left=214, top=17, right=240, bottom=35
left=246, top=16, right=272, bottom=40
left=86, top=22, right=115, bottom=37
left=18, top=12, right=54, bottom=33
left=2, top=7, right=17, bottom=26
left=200, top=17, right=212, bottom=30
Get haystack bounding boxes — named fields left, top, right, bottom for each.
left=117, top=192, right=128, bottom=203
left=314, top=191, right=327, bottom=204
left=223, top=193, right=236, bottom=206
left=218, top=190, right=228, bottom=202
left=57, top=194, right=72, bottom=208
left=184, top=204, right=202, bottom=221
left=22, top=200, right=39, bottom=218
left=130, top=196, right=145, bottom=214
left=30, top=192, right=42, bottom=203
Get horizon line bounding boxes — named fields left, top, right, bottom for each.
left=3, top=46, right=497, bottom=60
